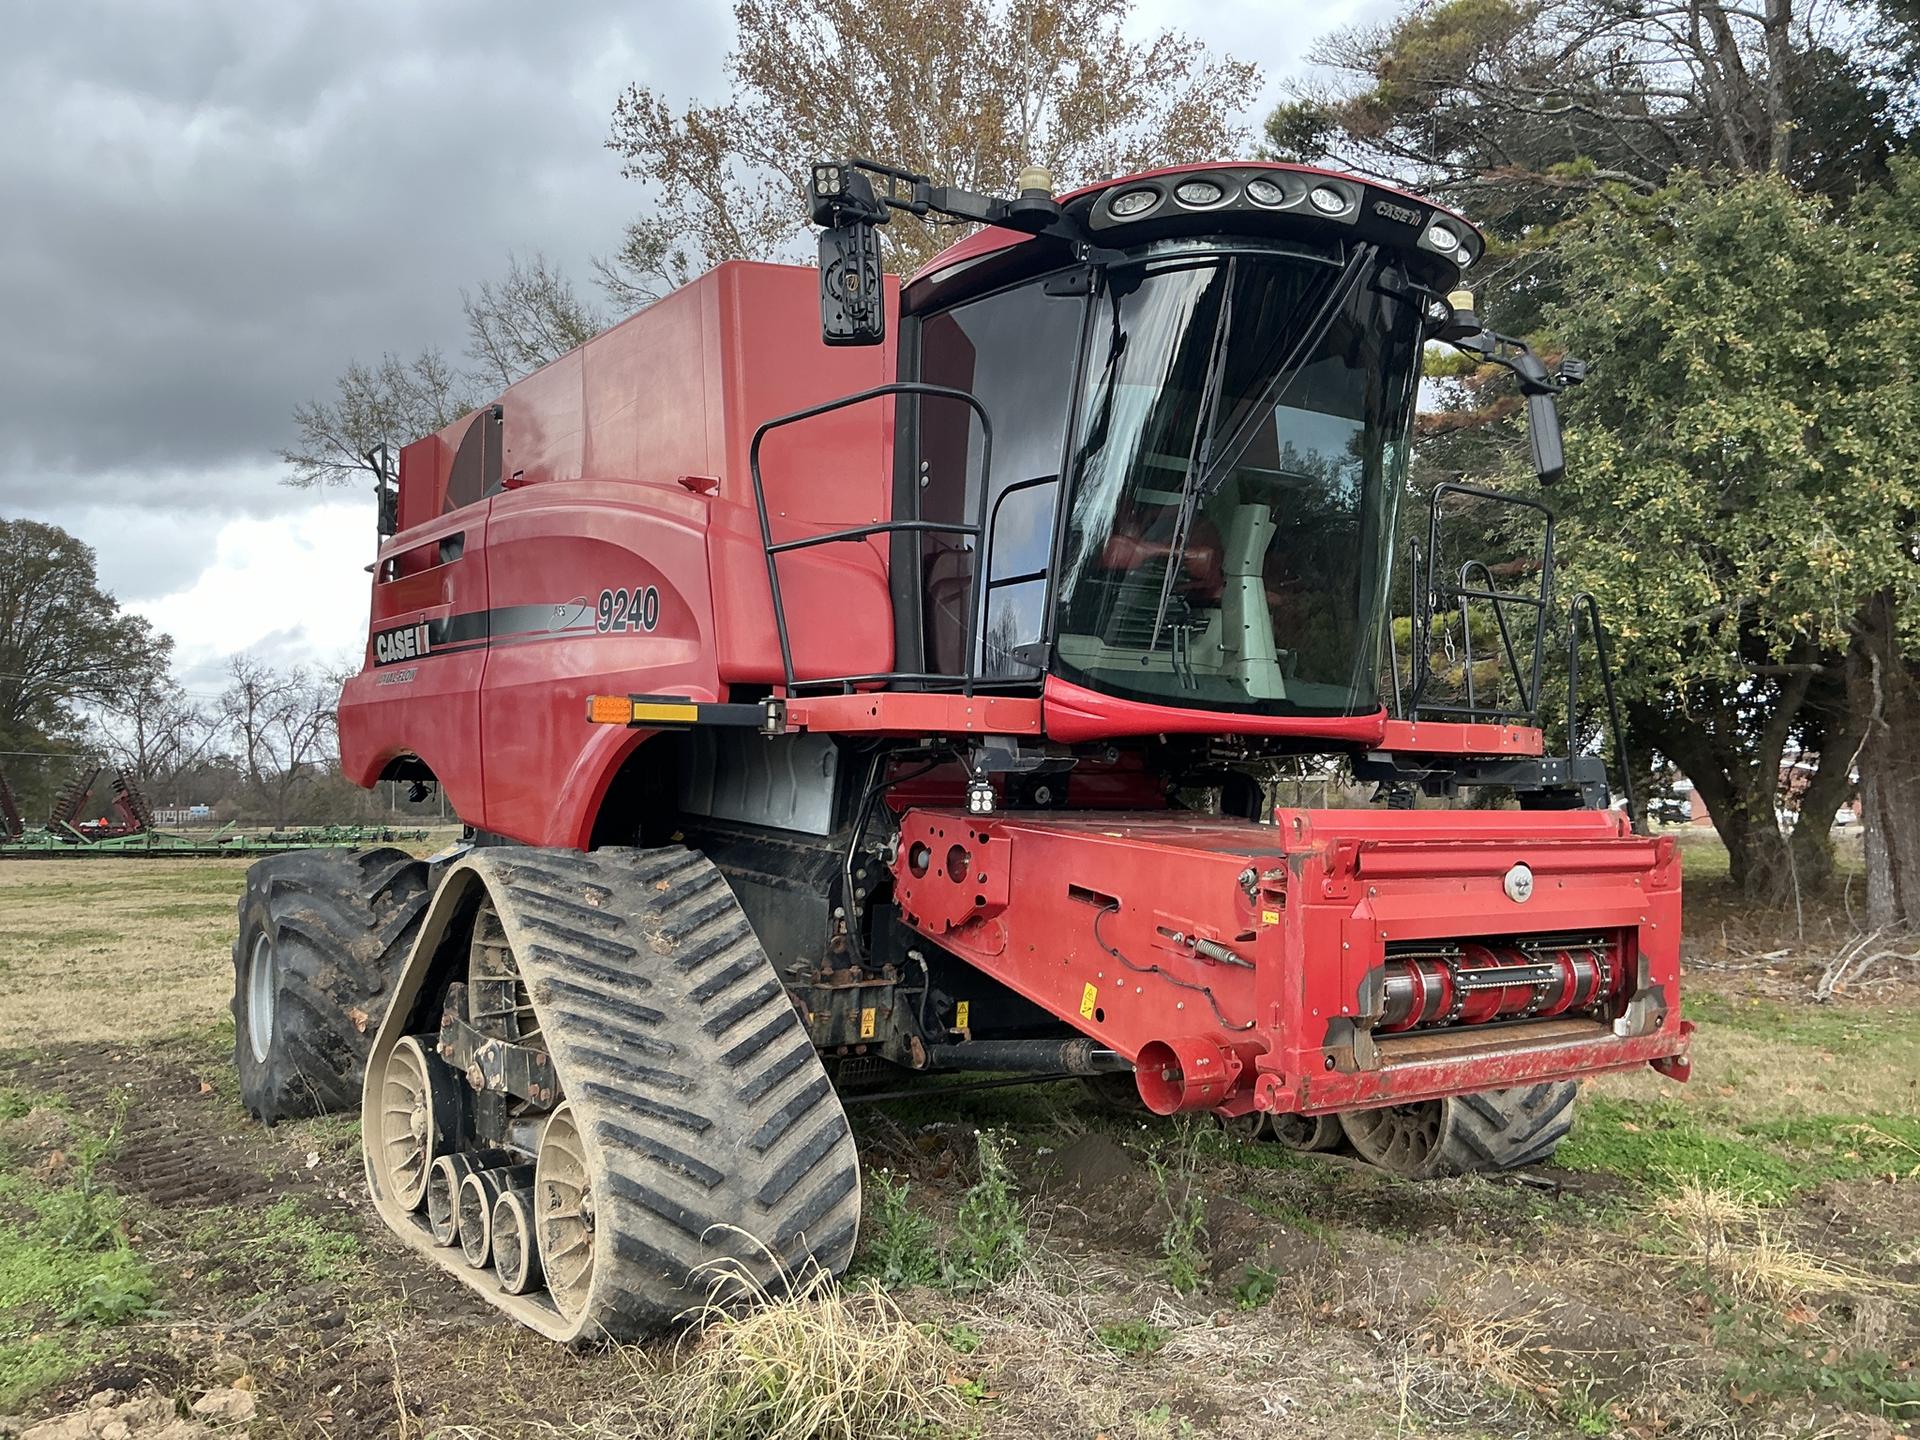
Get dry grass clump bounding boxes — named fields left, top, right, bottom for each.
left=1653, top=1180, right=1915, bottom=1304
left=649, top=1259, right=963, bottom=1440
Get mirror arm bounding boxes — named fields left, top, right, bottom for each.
left=1444, top=331, right=1576, bottom=486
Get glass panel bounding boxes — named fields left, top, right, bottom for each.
left=916, top=280, right=1084, bottom=678
left=1054, top=251, right=1421, bottom=717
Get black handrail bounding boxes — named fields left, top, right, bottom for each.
left=1409, top=482, right=1556, bottom=725
left=749, top=382, right=994, bottom=694
left=1567, top=591, right=1641, bottom=833
left=1458, top=558, right=1542, bottom=719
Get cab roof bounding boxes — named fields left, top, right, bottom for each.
left=904, top=160, right=1481, bottom=304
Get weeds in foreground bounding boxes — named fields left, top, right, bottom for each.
left=855, top=1172, right=941, bottom=1290
left=1149, top=1132, right=1210, bottom=1296
left=1095, top=1318, right=1168, bottom=1358
left=1230, top=1264, right=1279, bottom=1311
left=1653, top=1181, right=1915, bottom=1305
left=943, top=1132, right=1026, bottom=1292
left=854, top=1134, right=1029, bottom=1296
left=658, top=1255, right=965, bottom=1440
left=0, top=1094, right=153, bottom=1409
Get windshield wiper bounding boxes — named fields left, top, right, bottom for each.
left=1146, top=244, right=1380, bottom=651
left=1149, top=267, right=1236, bottom=647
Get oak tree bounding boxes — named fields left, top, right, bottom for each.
left=1547, top=173, right=1920, bottom=899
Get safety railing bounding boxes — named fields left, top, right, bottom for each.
left=1566, top=590, right=1641, bottom=832
left=1406, top=482, right=1556, bottom=726
left=749, top=382, right=996, bottom=695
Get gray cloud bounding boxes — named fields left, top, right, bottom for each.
left=1, top=0, right=728, bottom=518
left=3, top=0, right=1376, bottom=657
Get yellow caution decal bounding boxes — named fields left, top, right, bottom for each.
left=1079, top=983, right=1098, bottom=1020
left=859, top=1007, right=876, bottom=1039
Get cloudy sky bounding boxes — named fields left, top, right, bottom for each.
left=3, top=0, right=1383, bottom=694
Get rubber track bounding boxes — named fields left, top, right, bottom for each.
left=368, top=845, right=861, bottom=1341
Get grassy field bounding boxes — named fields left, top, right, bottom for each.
left=0, top=847, right=1915, bottom=1439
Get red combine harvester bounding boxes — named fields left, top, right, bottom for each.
left=230, top=158, right=1690, bottom=1340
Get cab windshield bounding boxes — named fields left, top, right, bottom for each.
left=1052, top=248, right=1421, bottom=716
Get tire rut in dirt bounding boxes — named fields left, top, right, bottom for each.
left=4, top=1047, right=294, bottom=1209
left=233, top=847, right=429, bottom=1124
left=367, top=844, right=862, bottom=1341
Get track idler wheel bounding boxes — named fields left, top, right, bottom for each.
left=426, top=1149, right=516, bottom=1246
left=458, top=1164, right=533, bottom=1268
left=492, top=1186, right=543, bottom=1296
left=533, top=1102, right=595, bottom=1323
left=373, top=1037, right=463, bottom=1211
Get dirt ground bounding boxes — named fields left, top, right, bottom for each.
left=0, top=843, right=1915, bottom=1440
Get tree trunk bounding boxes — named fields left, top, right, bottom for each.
left=1640, top=697, right=1799, bottom=901
left=1849, top=592, right=1920, bottom=931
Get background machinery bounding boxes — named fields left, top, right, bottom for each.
left=230, top=157, right=1691, bottom=1340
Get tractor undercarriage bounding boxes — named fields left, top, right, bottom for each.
left=360, top=845, right=861, bottom=1340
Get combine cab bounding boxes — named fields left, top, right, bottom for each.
left=231, top=157, right=1690, bottom=1339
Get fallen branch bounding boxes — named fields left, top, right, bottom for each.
left=1814, top=928, right=1920, bottom=999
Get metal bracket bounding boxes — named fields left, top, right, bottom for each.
left=437, top=1013, right=561, bottom=1108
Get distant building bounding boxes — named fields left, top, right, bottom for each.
left=152, top=804, right=214, bottom=826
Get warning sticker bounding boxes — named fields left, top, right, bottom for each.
left=1079, top=983, right=1098, bottom=1020
left=954, top=1000, right=970, bottom=1030
left=859, top=1007, right=876, bottom=1039
left=1261, top=908, right=1281, bottom=925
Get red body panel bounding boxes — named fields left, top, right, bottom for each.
left=890, top=805, right=1686, bottom=1115
left=340, top=262, right=900, bottom=843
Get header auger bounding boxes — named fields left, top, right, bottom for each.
left=231, top=154, right=1690, bottom=1339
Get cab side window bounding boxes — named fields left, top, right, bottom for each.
left=917, top=283, right=1084, bottom=679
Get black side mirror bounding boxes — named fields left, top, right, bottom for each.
left=1510, top=348, right=1565, bottom=486
left=818, top=222, right=885, bottom=346
left=1527, top=390, right=1565, bottom=485
left=811, top=160, right=889, bottom=346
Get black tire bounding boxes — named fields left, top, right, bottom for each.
left=232, top=846, right=429, bottom=1124
left=1339, top=1080, right=1578, bottom=1179
left=1270, top=1112, right=1342, bottom=1152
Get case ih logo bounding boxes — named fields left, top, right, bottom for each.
left=374, top=622, right=431, bottom=666
left=1372, top=199, right=1422, bottom=226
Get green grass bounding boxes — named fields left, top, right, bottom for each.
left=1559, top=1094, right=1920, bottom=1199
left=1711, top=1295, right=1920, bottom=1420
left=1686, top=991, right=1917, bottom=1053
left=1559, top=1095, right=1810, bottom=1198
left=249, top=1197, right=363, bottom=1285
left=1095, top=1318, right=1169, bottom=1358
left=0, top=1092, right=155, bottom=1409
